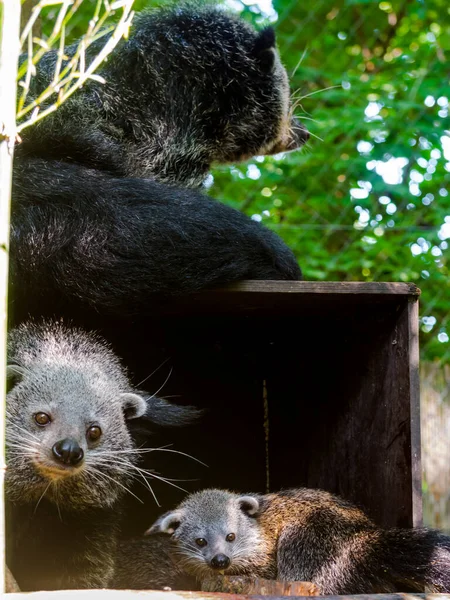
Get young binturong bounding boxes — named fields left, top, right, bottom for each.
left=5, top=320, right=199, bottom=591
left=147, top=487, right=450, bottom=594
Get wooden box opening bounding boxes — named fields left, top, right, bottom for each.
left=116, top=281, right=422, bottom=536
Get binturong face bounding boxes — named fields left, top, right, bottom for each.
left=16, top=6, right=309, bottom=188
left=5, top=324, right=148, bottom=510
left=147, top=488, right=268, bottom=579
left=102, top=6, right=309, bottom=186
left=5, top=322, right=202, bottom=511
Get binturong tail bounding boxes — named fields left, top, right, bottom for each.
left=378, top=528, right=450, bottom=592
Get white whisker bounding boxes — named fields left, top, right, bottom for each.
left=290, top=47, right=308, bottom=78
left=146, top=366, right=173, bottom=399
left=88, top=456, right=161, bottom=507
left=295, top=84, right=341, bottom=101
left=34, top=481, right=52, bottom=514
left=135, top=357, right=171, bottom=388
left=93, top=444, right=208, bottom=467
left=6, top=421, right=40, bottom=441
left=86, top=465, right=144, bottom=504
left=145, top=471, right=188, bottom=494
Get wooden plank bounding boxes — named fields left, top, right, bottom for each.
left=408, top=298, right=422, bottom=527
left=211, top=281, right=421, bottom=296
left=5, top=590, right=450, bottom=599
left=201, top=576, right=319, bottom=595
left=142, top=281, right=421, bottom=318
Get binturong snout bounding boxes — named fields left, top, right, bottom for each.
left=52, top=438, right=84, bottom=466
left=210, top=553, right=231, bottom=570
left=262, top=116, right=309, bottom=155
left=287, top=116, right=310, bottom=148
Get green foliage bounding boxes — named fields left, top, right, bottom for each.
left=37, top=0, right=450, bottom=362
left=210, top=0, right=450, bottom=363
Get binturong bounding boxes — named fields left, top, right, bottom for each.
left=10, top=3, right=305, bottom=328
left=16, top=3, right=308, bottom=187
left=147, top=487, right=450, bottom=594
left=5, top=320, right=199, bottom=591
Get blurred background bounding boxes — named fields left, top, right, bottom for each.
left=38, top=0, right=450, bottom=530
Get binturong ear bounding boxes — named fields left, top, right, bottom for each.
left=145, top=510, right=184, bottom=536
left=253, top=27, right=276, bottom=71
left=120, top=392, right=147, bottom=420
left=6, top=363, right=28, bottom=393
left=237, top=495, right=260, bottom=516
left=142, top=395, right=203, bottom=428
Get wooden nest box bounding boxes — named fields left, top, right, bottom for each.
left=126, top=280, right=422, bottom=532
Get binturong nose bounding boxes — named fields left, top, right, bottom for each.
left=210, top=553, right=231, bottom=570
left=287, top=116, right=310, bottom=148
left=52, top=438, right=84, bottom=466
left=262, top=116, right=309, bottom=155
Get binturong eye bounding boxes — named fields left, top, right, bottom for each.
left=226, top=533, right=236, bottom=542
left=196, top=538, right=207, bottom=547
left=34, top=412, right=51, bottom=426
left=87, top=425, right=102, bottom=442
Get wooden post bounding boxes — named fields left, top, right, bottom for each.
left=0, top=0, right=21, bottom=594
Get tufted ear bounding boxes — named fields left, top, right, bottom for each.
left=253, top=27, right=276, bottom=71
left=141, top=395, right=203, bottom=428
left=120, top=392, right=147, bottom=420
left=145, top=510, right=184, bottom=536
left=6, top=364, right=28, bottom=393
left=237, top=495, right=260, bottom=516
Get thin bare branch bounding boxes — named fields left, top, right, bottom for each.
left=16, top=0, right=134, bottom=132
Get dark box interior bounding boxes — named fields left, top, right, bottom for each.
left=118, top=281, right=421, bottom=536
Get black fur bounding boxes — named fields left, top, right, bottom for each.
left=275, top=517, right=450, bottom=593
left=11, top=3, right=303, bottom=330
left=367, top=528, right=450, bottom=593
left=7, top=503, right=119, bottom=591
left=113, top=536, right=196, bottom=591
left=9, top=158, right=301, bottom=326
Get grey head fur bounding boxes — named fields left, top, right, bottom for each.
left=17, top=3, right=308, bottom=187
left=147, top=488, right=268, bottom=580
left=5, top=320, right=198, bottom=509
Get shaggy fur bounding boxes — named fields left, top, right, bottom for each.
left=9, top=158, right=301, bottom=325
left=5, top=320, right=197, bottom=591
left=16, top=3, right=308, bottom=187
left=10, top=4, right=304, bottom=329
left=147, top=488, right=450, bottom=594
